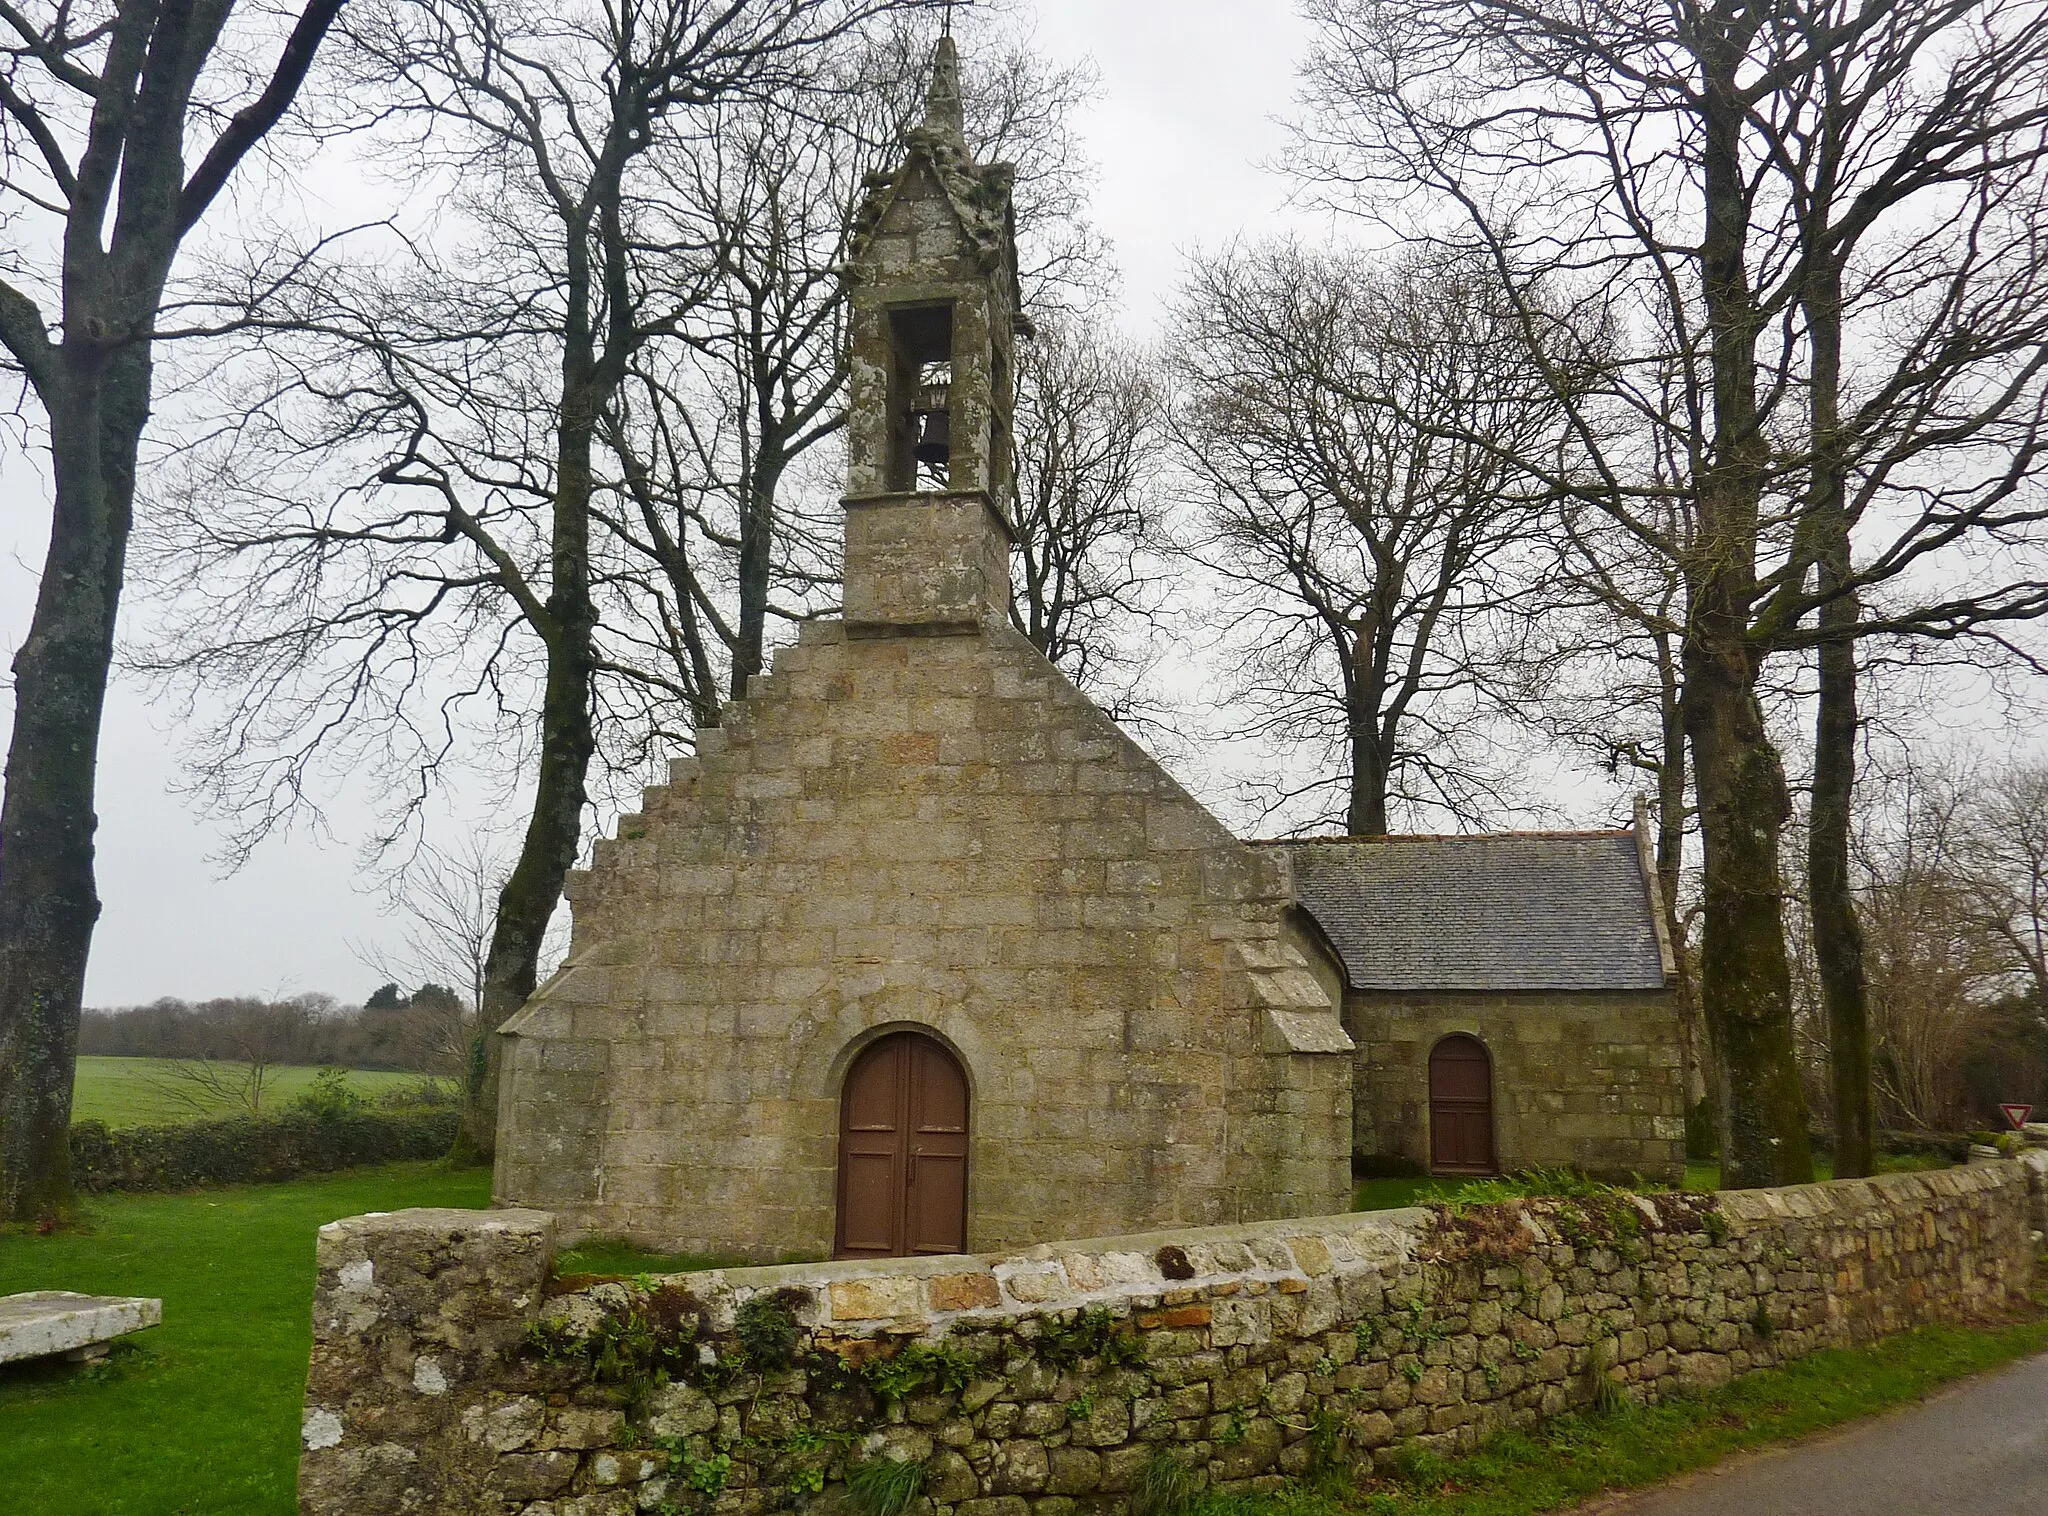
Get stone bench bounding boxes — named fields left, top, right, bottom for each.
left=0, top=1291, right=161, bottom=1365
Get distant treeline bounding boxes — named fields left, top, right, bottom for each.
left=78, top=987, right=467, bottom=1075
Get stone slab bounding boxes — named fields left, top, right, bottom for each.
left=0, top=1290, right=162, bottom=1364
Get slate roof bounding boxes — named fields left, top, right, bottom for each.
left=1276, top=832, right=1671, bottom=993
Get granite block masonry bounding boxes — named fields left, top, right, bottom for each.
left=1285, top=830, right=1687, bottom=1183
left=493, top=612, right=1356, bottom=1257
left=490, top=36, right=1354, bottom=1260
left=297, top=1162, right=2039, bottom=1516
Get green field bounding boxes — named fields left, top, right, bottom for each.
left=71, top=1056, right=453, bottom=1127
left=0, top=1161, right=491, bottom=1515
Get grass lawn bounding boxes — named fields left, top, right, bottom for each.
left=72, top=1056, right=454, bottom=1127
left=1353, top=1151, right=1953, bottom=1213
left=0, top=1160, right=490, bottom=1515
left=1190, top=1309, right=2048, bottom=1516
left=554, top=1237, right=750, bottom=1276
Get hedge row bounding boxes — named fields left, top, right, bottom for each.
left=69, top=1108, right=461, bottom=1193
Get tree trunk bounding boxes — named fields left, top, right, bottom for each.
left=1346, top=630, right=1390, bottom=835
left=1683, top=31, right=1814, bottom=1189
left=1811, top=596, right=1870, bottom=1173
left=455, top=381, right=599, bottom=1162
left=729, top=443, right=782, bottom=701
left=1803, top=260, right=1874, bottom=1178
left=1347, top=722, right=1390, bottom=836
left=1683, top=629, right=1813, bottom=1187
left=0, top=340, right=149, bottom=1221
left=1653, top=664, right=1707, bottom=1108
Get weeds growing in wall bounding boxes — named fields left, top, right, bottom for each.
left=1420, top=1178, right=1720, bottom=1269
left=1131, top=1450, right=1201, bottom=1516
left=859, top=1338, right=977, bottom=1401
left=734, top=1290, right=805, bottom=1371
left=302, top=1164, right=2035, bottom=1516
left=1034, top=1304, right=1144, bottom=1367
left=845, top=1457, right=925, bottom=1516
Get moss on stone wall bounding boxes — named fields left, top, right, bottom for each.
left=300, top=1162, right=2039, bottom=1515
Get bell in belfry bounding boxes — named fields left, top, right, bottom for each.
left=913, top=404, right=951, bottom=468
left=912, top=375, right=952, bottom=470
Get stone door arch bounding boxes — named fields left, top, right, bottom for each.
left=1428, top=1034, right=1496, bottom=1175
left=834, top=1030, right=969, bottom=1258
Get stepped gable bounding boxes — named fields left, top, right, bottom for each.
left=497, top=617, right=1354, bottom=1257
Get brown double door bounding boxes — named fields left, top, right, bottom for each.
left=834, top=1032, right=969, bottom=1258
left=1429, top=1034, right=1496, bottom=1175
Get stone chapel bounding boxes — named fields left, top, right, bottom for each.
left=493, top=39, right=1685, bottom=1263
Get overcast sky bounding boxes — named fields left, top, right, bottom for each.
left=0, top=0, right=1330, bottom=1008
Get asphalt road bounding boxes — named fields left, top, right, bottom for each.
left=1585, top=1351, right=2048, bottom=1516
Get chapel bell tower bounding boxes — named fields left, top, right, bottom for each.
left=841, top=35, right=1028, bottom=632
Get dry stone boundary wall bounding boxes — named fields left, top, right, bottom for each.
left=299, top=1163, right=2041, bottom=1516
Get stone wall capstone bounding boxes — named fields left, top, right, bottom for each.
left=299, top=1163, right=2037, bottom=1515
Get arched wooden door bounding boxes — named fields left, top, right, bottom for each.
left=834, top=1032, right=969, bottom=1258
left=1428, top=1034, right=1496, bottom=1175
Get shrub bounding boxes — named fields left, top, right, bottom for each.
left=69, top=1106, right=461, bottom=1193
left=734, top=1289, right=804, bottom=1372
left=1130, top=1451, right=1199, bottom=1516
left=377, top=1077, right=460, bottom=1111
left=845, top=1457, right=924, bottom=1516
left=292, top=1067, right=367, bottom=1121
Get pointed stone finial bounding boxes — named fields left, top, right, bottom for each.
left=923, top=34, right=965, bottom=141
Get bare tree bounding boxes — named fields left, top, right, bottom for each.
left=1168, top=241, right=1569, bottom=835
left=0, top=0, right=350, bottom=1220
left=1958, top=760, right=2048, bottom=1004
left=1009, top=313, right=1165, bottom=704
left=144, top=0, right=937, bottom=1161
left=1855, top=768, right=2008, bottom=1131
left=592, top=58, right=879, bottom=748
left=351, top=834, right=510, bottom=1074
left=143, top=994, right=326, bottom=1117
left=1297, top=0, right=2048, bottom=1183
left=1533, top=496, right=1709, bottom=1102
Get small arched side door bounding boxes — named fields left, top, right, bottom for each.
left=1428, top=1033, right=1496, bottom=1176
left=834, top=1031, right=969, bottom=1258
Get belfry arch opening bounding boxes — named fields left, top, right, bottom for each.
left=885, top=302, right=955, bottom=491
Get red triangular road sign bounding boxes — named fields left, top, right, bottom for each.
left=2001, top=1102, right=2033, bottom=1131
